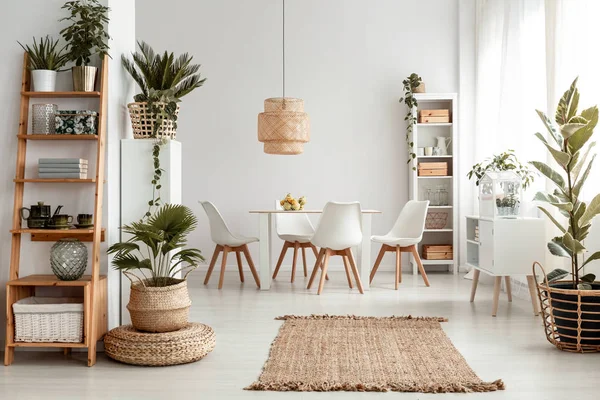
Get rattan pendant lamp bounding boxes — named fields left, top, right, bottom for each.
left=257, top=0, right=310, bottom=155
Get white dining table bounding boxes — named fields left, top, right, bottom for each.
left=248, top=209, right=382, bottom=291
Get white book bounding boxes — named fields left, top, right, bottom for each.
left=38, top=158, right=88, bottom=165
left=38, top=167, right=89, bottom=173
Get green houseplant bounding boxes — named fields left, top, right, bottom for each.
left=530, top=78, right=600, bottom=352
left=18, top=36, right=69, bottom=92
left=60, top=0, right=110, bottom=91
left=399, top=73, right=423, bottom=170
left=122, top=41, right=206, bottom=217
left=108, top=204, right=204, bottom=332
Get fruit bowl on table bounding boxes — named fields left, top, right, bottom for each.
left=280, top=193, right=306, bottom=211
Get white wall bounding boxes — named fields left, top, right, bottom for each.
left=136, top=0, right=459, bottom=272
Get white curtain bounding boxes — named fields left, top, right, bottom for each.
left=462, top=0, right=600, bottom=271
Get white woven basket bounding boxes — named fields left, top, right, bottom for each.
left=127, top=102, right=180, bottom=139
left=13, top=297, right=84, bottom=343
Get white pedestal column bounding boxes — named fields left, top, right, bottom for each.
left=120, top=139, right=182, bottom=323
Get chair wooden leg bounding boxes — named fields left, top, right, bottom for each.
left=342, top=255, right=354, bottom=288
left=272, top=242, right=289, bottom=279
left=395, top=246, right=401, bottom=290
left=317, top=250, right=331, bottom=295
left=505, top=276, right=512, bottom=302
left=218, top=246, right=230, bottom=290
left=345, top=248, right=364, bottom=294
left=369, top=245, right=386, bottom=284
left=410, top=245, right=430, bottom=287
left=470, top=268, right=480, bottom=302
left=242, top=244, right=261, bottom=288
left=311, top=244, right=328, bottom=280
left=204, top=245, right=221, bottom=285
left=492, top=276, right=502, bottom=317
left=308, top=248, right=325, bottom=289
left=302, top=247, right=308, bottom=277
left=235, top=251, right=244, bottom=283
left=291, top=242, right=300, bottom=283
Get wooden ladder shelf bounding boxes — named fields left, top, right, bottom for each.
left=4, top=53, right=108, bottom=367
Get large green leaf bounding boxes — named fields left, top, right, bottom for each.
left=580, top=273, right=596, bottom=283
left=537, top=206, right=566, bottom=233
left=529, top=161, right=566, bottom=191
left=548, top=238, right=572, bottom=257
left=562, top=232, right=586, bottom=254
left=555, top=77, right=579, bottom=126
left=534, top=192, right=573, bottom=212
left=573, top=153, right=596, bottom=197
left=560, top=123, right=586, bottom=139
left=547, top=268, right=570, bottom=282
left=536, top=110, right=563, bottom=147
left=579, top=193, right=600, bottom=228
left=571, top=142, right=596, bottom=182
left=582, top=251, right=600, bottom=269
left=542, top=142, right=570, bottom=169
left=569, top=106, right=599, bottom=153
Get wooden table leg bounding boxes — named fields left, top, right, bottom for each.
left=258, top=213, right=272, bottom=290
left=527, top=275, right=540, bottom=316
left=492, top=276, right=502, bottom=317
left=470, top=269, right=480, bottom=302
left=505, top=276, right=512, bottom=302
left=357, top=213, right=372, bottom=291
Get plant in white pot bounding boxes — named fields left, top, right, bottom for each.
left=59, top=0, right=110, bottom=91
left=108, top=204, right=205, bottom=333
left=18, top=36, right=69, bottom=92
left=530, top=78, right=600, bottom=352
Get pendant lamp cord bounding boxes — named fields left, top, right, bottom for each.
left=282, top=0, right=285, bottom=98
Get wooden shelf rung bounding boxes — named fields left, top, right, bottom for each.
left=14, top=179, right=96, bottom=183
left=17, top=134, right=98, bottom=141
left=8, top=342, right=87, bottom=348
left=21, top=91, right=101, bottom=98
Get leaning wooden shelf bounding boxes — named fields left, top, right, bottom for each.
left=5, top=53, right=108, bottom=367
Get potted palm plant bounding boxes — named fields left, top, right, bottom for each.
left=121, top=41, right=207, bottom=139
left=108, top=204, right=204, bottom=333
left=59, top=0, right=110, bottom=91
left=18, top=36, right=69, bottom=92
left=530, top=78, right=600, bottom=352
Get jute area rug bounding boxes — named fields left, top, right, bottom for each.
left=246, top=315, right=504, bottom=393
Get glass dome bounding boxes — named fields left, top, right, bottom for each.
left=479, top=171, right=522, bottom=218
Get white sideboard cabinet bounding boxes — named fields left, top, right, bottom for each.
left=466, top=216, right=545, bottom=316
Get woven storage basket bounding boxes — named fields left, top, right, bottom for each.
left=104, top=323, right=216, bottom=366
left=13, top=297, right=83, bottom=343
left=258, top=98, right=310, bottom=155
left=534, top=262, right=600, bottom=353
left=128, top=102, right=180, bottom=139
left=425, top=211, right=448, bottom=229
left=127, top=277, right=191, bottom=333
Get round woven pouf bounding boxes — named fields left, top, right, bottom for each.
left=104, top=323, right=215, bottom=366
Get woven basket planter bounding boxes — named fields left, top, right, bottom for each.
left=258, top=98, right=310, bottom=155
left=425, top=211, right=448, bottom=229
left=104, top=323, right=216, bottom=366
left=533, top=262, right=600, bottom=353
left=127, top=278, right=191, bottom=333
left=128, top=102, right=180, bottom=139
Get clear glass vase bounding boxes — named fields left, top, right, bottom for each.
left=50, top=239, right=87, bottom=281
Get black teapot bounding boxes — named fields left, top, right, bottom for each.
left=20, top=202, right=57, bottom=228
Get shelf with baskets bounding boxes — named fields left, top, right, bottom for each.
left=4, top=53, right=108, bottom=367
left=407, top=93, right=457, bottom=274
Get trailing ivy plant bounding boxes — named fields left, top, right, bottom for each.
left=59, top=0, right=110, bottom=66
left=399, top=73, right=422, bottom=170
left=531, top=78, right=600, bottom=289
left=467, top=150, right=536, bottom=189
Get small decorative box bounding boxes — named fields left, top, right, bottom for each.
left=55, top=110, right=98, bottom=135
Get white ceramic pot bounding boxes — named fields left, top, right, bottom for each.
left=31, top=70, right=57, bottom=92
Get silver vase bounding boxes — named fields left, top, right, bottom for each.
left=32, top=103, right=58, bottom=134
left=72, top=66, right=97, bottom=92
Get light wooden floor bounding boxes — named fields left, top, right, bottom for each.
left=1, top=272, right=598, bottom=400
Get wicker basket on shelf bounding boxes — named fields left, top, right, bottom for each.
left=533, top=262, right=600, bottom=353
left=13, top=297, right=83, bottom=343
left=425, top=212, right=448, bottom=229
left=128, top=102, right=180, bottom=139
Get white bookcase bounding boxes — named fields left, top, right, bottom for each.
left=408, top=93, right=458, bottom=275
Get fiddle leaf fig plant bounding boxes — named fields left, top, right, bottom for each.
left=531, top=78, right=600, bottom=289
left=399, top=73, right=422, bottom=170
left=467, top=150, right=536, bottom=189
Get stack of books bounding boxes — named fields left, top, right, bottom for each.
left=38, top=158, right=88, bottom=179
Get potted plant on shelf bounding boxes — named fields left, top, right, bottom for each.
left=530, top=78, right=600, bottom=352
left=467, top=149, right=536, bottom=189
left=108, top=204, right=204, bottom=333
left=399, top=73, right=423, bottom=170
left=18, top=36, right=69, bottom=92
left=59, top=0, right=110, bottom=91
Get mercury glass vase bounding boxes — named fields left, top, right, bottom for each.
left=50, top=238, right=87, bottom=281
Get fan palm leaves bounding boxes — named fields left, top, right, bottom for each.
left=122, top=41, right=206, bottom=102
left=108, top=204, right=204, bottom=287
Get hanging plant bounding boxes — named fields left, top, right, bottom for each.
left=399, top=73, right=423, bottom=170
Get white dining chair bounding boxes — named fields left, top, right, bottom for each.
left=307, top=201, right=364, bottom=295
left=199, top=201, right=260, bottom=289
left=369, top=200, right=430, bottom=289
left=271, top=200, right=324, bottom=283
